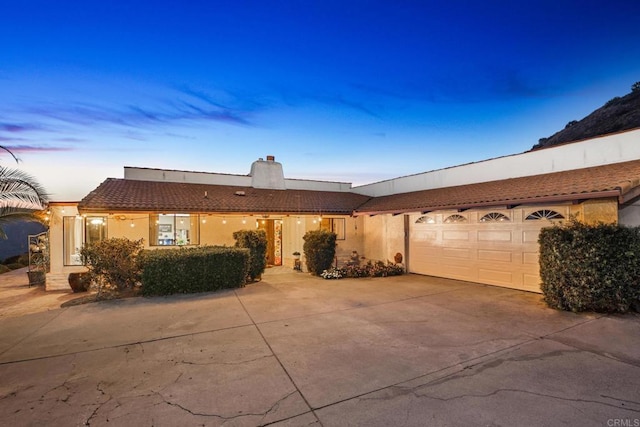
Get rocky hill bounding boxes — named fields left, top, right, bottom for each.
left=531, top=83, right=640, bottom=150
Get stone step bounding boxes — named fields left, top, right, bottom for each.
left=45, top=273, right=72, bottom=291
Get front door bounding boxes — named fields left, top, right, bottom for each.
left=257, top=219, right=282, bottom=266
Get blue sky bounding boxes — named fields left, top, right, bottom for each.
left=1, top=1, right=639, bottom=201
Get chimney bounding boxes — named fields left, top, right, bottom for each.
left=249, top=155, right=285, bottom=189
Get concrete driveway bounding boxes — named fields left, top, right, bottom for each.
left=1, top=268, right=639, bottom=426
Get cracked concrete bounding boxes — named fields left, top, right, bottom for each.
left=1, top=268, right=639, bottom=426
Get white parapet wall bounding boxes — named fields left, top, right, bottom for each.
left=353, top=129, right=640, bottom=197
left=124, top=166, right=252, bottom=187
left=124, top=156, right=355, bottom=192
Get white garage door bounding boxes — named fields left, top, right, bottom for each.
left=408, top=207, right=568, bottom=293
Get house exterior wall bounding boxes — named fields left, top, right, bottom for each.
left=569, top=198, right=618, bottom=225
left=619, top=200, right=640, bottom=226
left=124, top=167, right=252, bottom=187
left=48, top=204, right=80, bottom=275
left=333, top=215, right=365, bottom=265
left=48, top=209, right=364, bottom=278
left=354, top=129, right=640, bottom=197
left=361, top=215, right=405, bottom=264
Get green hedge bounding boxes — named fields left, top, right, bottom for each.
left=539, top=221, right=640, bottom=313
left=303, top=229, right=337, bottom=275
left=139, top=246, right=249, bottom=296
left=233, top=229, right=267, bottom=281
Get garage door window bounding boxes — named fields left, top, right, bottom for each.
left=525, top=210, right=564, bottom=220
left=416, top=215, right=435, bottom=224
left=444, top=214, right=467, bottom=223
left=480, top=212, right=510, bottom=222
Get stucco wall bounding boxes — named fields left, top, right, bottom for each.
left=200, top=216, right=244, bottom=246
left=124, top=166, right=353, bottom=192
left=619, top=200, right=640, bottom=226
left=354, top=129, right=640, bottom=197
left=47, top=204, right=78, bottom=274
left=361, top=215, right=405, bottom=264
left=570, top=198, right=619, bottom=225
left=49, top=211, right=364, bottom=274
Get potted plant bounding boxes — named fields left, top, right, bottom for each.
left=68, top=272, right=90, bottom=293
left=292, top=251, right=302, bottom=271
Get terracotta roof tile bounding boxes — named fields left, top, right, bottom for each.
left=354, top=160, right=640, bottom=215
left=78, top=160, right=640, bottom=216
left=78, top=180, right=371, bottom=215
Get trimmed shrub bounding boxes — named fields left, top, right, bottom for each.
left=233, top=229, right=267, bottom=281
left=80, top=238, right=144, bottom=294
left=140, top=246, right=249, bottom=296
left=303, top=229, right=337, bottom=275
left=6, top=263, right=24, bottom=270
left=0, top=264, right=10, bottom=274
left=539, top=220, right=640, bottom=313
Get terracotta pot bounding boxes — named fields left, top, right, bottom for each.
left=68, top=272, right=90, bottom=293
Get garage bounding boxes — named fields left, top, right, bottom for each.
left=408, top=206, right=568, bottom=293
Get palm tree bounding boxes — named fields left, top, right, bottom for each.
left=0, top=146, right=49, bottom=239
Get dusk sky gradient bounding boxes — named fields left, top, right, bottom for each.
left=2, top=1, right=640, bottom=201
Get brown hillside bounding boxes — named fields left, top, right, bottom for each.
left=531, top=87, right=640, bottom=150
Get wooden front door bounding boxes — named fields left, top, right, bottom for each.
left=257, top=219, right=282, bottom=266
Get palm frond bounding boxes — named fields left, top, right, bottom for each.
left=0, top=166, right=49, bottom=208
left=0, top=145, right=20, bottom=163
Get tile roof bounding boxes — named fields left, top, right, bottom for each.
left=354, top=159, right=640, bottom=215
left=78, top=179, right=371, bottom=215
left=78, top=160, right=640, bottom=216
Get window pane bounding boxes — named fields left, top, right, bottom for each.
left=332, top=218, right=345, bottom=240
left=525, top=210, right=565, bottom=220
left=175, top=214, right=191, bottom=245
left=480, top=212, right=510, bottom=222
left=444, top=214, right=467, bottom=223
left=85, top=216, right=107, bottom=246
left=63, top=216, right=84, bottom=265
left=416, top=216, right=435, bottom=224
left=149, top=214, right=199, bottom=246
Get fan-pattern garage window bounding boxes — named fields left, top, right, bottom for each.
left=525, top=210, right=565, bottom=220
left=415, top=215, right=435, bottom=224
left=480, top=212, right=510, bottom=222
left=443, top=214, right=467, bottom=223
